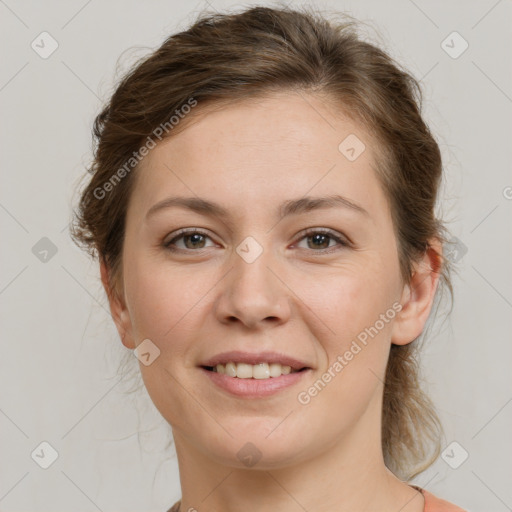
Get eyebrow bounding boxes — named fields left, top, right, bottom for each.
left=145, top=194, right=369, bottom=221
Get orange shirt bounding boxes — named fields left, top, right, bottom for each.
left=414, top=486, right=467, bottom=511
left=166, top=487, right=468, bottom=511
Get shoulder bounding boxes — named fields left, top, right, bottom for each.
left=416, top=487, right=468, bottom=512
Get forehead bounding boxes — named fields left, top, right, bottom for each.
left=128, top=91, right=386, bottom=221
left=161, top=92, right=371, bottom=162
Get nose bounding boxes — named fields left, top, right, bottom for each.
left=214, top=243, right=292, bottom=330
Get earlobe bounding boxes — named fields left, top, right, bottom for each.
left=391, top=241, right=442, bottom=346
left=99, top=257, right=136, bottom=350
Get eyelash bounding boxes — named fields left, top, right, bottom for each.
left=163, top=228, right=350, bottom=254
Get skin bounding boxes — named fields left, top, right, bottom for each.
left=101, top=91, right=441, bottom=512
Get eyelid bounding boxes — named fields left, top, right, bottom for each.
left=295, top=227, right=350, bottom=243
left=163, top=227, right=215, bottom=247
left=292, top=227, right=351, bottom=251
left=164, top=227, right=351, bottom=254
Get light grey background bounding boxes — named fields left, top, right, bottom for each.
left=1, top=0, right=511, bottom=511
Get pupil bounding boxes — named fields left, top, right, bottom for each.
left=182, top=234, right=331, bottom=250
left=186, top=234, right=205, bottom=249
left=310, top=234, right=329, bottom=249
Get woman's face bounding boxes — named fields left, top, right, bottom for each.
left=109, top=92, right=418, bottom=469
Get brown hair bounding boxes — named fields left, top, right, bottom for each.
left=70, top=5, right=453, bottom=480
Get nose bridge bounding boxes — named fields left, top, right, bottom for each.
left=233, top=235, right=274, bottom=290
left=216, top=234, right=291, bottom=327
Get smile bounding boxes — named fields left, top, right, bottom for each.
left=204, top=362, right=303, bottom=379
left=200, top=366, right=311, bottom=398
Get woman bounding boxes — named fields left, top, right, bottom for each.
left=71, top=5, right=467, bottom=512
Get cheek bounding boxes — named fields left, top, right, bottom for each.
left=297, top=257, right=398, bottom=344
left=123, top=254, right=204, bottom=346
left=293, top=269, right=394, bottom=435
left=122, top=256, right=210, bottom=426
left=295, top=257, right=397, bottom=397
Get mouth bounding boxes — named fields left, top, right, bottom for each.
left=200, top=363, right=312, bottom=398
left=198, top=351, right=312, bottom=397
left=201, top=362, right=309, bottom=379
left=199, top=350, right=313, bottom=381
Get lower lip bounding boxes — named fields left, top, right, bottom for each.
left=200, top=367, right=311, bottom=398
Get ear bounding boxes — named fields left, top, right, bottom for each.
left=100, top=257, right=136, bottom=349
left=391, top=238, right=442, bottom=346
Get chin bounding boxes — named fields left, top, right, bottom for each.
left=202, top=427, right=310, bottom=470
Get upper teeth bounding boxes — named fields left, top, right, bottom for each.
left=213, top=362, right=298, bottom=379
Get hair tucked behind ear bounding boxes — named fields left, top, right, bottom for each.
left=70, top=4, right=453, bottom=480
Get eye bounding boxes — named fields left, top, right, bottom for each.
left=164, top=229, right=216, bottom=252
left=294, top=228, right=350, bottom=254
left=163, top=228, right=350, bottom=254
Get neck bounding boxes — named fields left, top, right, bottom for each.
left=171, top=399, right=424, bottom=512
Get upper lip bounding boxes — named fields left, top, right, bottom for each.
left=200, top=351, right=312, bottom=371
